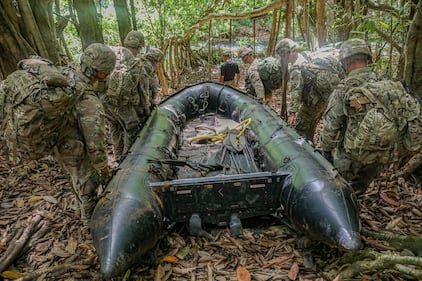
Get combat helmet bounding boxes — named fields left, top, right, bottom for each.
left=124, top=31, right=145, bottom=49
left=80, top=43, right=116, bottom=79
left=275, top=38, right=298, bottom=58
left=145, top=47, right=164, bottom=63
left=238, top=47, right=253, bottom=58
left=339, top=38, right=372, bottom=61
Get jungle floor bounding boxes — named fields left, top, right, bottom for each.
left=0, top=63, right=421, bottom=281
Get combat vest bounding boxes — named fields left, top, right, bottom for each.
left=342, top=76, right=420, bottom=165
left=2, top=57, right=77, bottom=160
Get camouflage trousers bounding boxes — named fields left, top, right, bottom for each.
left=293, top=98, right=327, bottom=142
left=333, top=147, right=384, bottom=194
left=110, top=120, right=139, bottom=162
left=53, top=138, right=101, bottom=226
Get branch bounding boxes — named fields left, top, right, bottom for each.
left=182, top=0, right=286, bottom=41
left=0, top=212, right=50, bottom=273
left=366, top=0, right=401, bottom=19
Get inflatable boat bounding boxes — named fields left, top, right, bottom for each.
left=91, top=81, right=361, bottom=278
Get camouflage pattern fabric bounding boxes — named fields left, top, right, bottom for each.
left=257, top=57, right=282, bottom=92
left=103, top=46, right=150, bottom=162
left=142, top=55, right=160, bottom=107
left=56, top=65, right=109, bottom=223
left=2, top=57, right=76, bottom=160
left=320, top=67, right=414, bottom=193
left=245, top=58, right=265, bottom=100
left=288, top=50, right=344, bottom=141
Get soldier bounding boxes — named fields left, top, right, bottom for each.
left=123, top=30, right=151, bottom=120
left=124, top=30, right=145, bottom=56
left=320, top=38, right=389, bottom=194
left=55, top=43, right=116, bottom=225
left=1, top=43, right=115, bottom=225
left=276, top=38, right=344, bottom=142
left=219, top=50, right=240, bottom=88
left=238, top=46, right=266, bottom=102
left=144, top=47, right=165, bottom=107
left=102, top=46, right=145, bottom=162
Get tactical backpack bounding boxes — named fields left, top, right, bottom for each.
left=343, top=79, right=420, bottom=165
left=102, top=46, right=143, bottom=132
left=2, top=57, right=76, bottom=159
left=300, top=47, right=345, bottom=100
left=104, top=46, right=141, bottom=108
left=257, top=57, right=282, bottom=91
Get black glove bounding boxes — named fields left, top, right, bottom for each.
left=321, top=150, right=333, bottom=164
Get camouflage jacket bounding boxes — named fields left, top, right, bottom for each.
left=66, top=67, right=109, bottom=173
left=143, top=58, right=160, bottom=105
left=320, top=67, right=378, bottom=152
left=245, top=58, right=265, bottom=100
left=287, top=53, right=310, bottom=113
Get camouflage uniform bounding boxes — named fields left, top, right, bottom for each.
left=55, top=44, right=115, bottom=223
left=291, top=52, right=343, bottom=141
left=245, top=58, right=266, bottom=100
left=321, top=39, right=383, bottom=193
left=276, top=38, right=343, bottom=141
left=102, top=46, right=148, bottom=162
left=144, top=47, right=164, bottom=107
left=123, top=31, right=152, bottom=125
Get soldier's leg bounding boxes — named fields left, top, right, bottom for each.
left=110, top=122, right=124, bottom=162
left=53, top=139, right=100, bottom=225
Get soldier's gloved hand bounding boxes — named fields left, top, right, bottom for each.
left=98, top=166, right=111, bottom=183
left=321, top=150, right=334, bottom=164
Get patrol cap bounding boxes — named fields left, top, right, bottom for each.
left=339, top=38, right=372, bottom=61
left=222, top=50, right=231, bottom=57
left=275, top=38, right=298, bottom=58
left=80, top=43, right=116, bottom=74
left=238, top=47, right=253, bottom=58
left=124, top=30, right=145, bottom=49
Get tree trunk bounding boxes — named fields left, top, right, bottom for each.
left=72, top=0, right=103, bottom=50
left=29, top=0, right=59, bottom=63
left=0, top=1, right=38, bottom=78
left=316, top=0, right=327, bottom=47
left=113, top=0, right=132, bottom=44
left=404, top=0, right=422, bottom=98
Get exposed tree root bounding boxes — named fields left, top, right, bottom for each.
left=337, top=229, right=422, bottom=279
left=339, top=249, right=422, bottom=279
left=0, top=212, right=50, bottom=273
left=362, top=228, right=422, bottom=256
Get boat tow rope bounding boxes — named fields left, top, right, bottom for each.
left=188, top=118, right=252, bottom=144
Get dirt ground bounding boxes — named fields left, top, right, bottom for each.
left=0, top=64, right=421, bottom=281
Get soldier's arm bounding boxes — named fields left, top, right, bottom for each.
left=320, top=89, right=346, bottom=152
left=288, top=67, right=304, bottom=113
left=75, top=92, right=109, bottom=173
left=249, top=68, right=266, bottom=100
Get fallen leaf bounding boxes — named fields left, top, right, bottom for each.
left=162, top=255, right=179, bottom=263
left=236, top=265, right=251, bottom=281
left=288, top=262, right=299, bottom=280
left=15, top=198, right=25, bottom=208
left=1, top=270, right=24, bottom=279
left=380, top=192, right=400, bottom=206
left=28, top=195, right=43, bottom=202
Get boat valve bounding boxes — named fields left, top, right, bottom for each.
left=189, top=213, right=203, bottom=236
left=229, top=213, right=243, bottom=237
